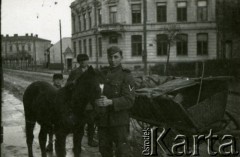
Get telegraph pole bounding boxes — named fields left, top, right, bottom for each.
left=143, top=0, right=147, bottom=75
left=94, top=0, right=99, bottom=69
left=59, top=20, right=63, bottom=74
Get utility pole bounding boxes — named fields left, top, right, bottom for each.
left=94, top=0, right=99, bottom=69
left=59, top=20, right=63, bottom=74
left=143, top=0, right=147, bottom=75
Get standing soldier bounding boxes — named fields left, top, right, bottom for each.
left=46, top=73, right=63, bottom=152
left=95, top=46, right=135, bottom=157
left=66, top=54, right=98, bottom=148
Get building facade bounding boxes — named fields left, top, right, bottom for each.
left=70, top=0, right=218, bottom=69
left=49, top=37, right=74, bottom=70
left=1, top=34, right=51, bottom=65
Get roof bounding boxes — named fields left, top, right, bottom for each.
left=64, top=46, right=72, bottom=53
left=1, top=35, right=51, bottom=42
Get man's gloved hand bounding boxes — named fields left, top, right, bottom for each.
left=95, top=96, right=113, bottom=107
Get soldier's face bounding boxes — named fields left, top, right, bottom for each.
left=108, top=52, right=122, bottom=67
left=79, top=60, right=89, bottom=68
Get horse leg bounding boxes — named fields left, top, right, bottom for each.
left=73, top=125, right=84, bottom=157
left=55, top=131, right=67, bottom=157
left=38, top=125, right=48, bottom=157
left=26, top=120, right=36, bottom=157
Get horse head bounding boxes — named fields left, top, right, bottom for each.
left=71, top=66, right=104, bottom=113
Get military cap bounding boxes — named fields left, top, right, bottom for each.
left=53, top=73, right=63, bottom=80
left=107, top=46, right=122, bottom=56
left=77, top=54, right=89, bottom=63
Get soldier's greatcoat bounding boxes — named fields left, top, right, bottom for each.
left=97, top=65, right=135, bottom=127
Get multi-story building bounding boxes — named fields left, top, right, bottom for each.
left=70, top=0, right=218, bottom=69
left=1, top=33, right=51, bottom=65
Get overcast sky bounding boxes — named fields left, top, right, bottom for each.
left=2, top=0, right=74, bottom=43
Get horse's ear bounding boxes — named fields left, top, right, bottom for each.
left=88, top=66, right=94, bottom=73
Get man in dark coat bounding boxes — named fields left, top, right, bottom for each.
left=66, top=54, right=98, bottom=147
left=95, top=46, right=135, bottom=157
left=66, top=54, right=89, bottom=84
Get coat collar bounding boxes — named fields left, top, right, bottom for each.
left=109, top=64, right=122, bottom=73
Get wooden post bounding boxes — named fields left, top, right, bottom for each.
left=59, top=20, right=63, bottom=74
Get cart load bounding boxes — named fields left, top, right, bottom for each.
left=131, top=76, right=231, bottom=134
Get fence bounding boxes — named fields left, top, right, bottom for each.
left=150, top=59, right=240, bottom=77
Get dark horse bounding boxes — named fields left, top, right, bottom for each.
left=23, top=66, right=103, bottom=157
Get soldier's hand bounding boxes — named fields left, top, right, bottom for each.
left=95, top=96, right=113, bottom=107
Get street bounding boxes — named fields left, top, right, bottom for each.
left=2, top=69, right=240, bottom=157
left=2, top=70, right=101, bottom=157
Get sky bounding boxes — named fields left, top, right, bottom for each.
left=2, top=0, right=75, bottom=43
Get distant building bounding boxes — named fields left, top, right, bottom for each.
left=1, top=33, right=51, bottom=65
left=70, top=0, right=222, bottom=69
left=49, top=37, right=74, bottom=70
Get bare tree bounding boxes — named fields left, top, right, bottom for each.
left=155, top=24, right=181, bottom=75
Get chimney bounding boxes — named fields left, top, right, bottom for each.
left=14, top=34, right=18, bottom=37
left=31, top=33, right=33, bottom=36
left=6, top=34, right=9, bottom=37
left=26, top=33, right=28, bottom=36
left=35, top=34, right=38, bottom=38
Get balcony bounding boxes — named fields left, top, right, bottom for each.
left=97, top=23, right=125, bottom=36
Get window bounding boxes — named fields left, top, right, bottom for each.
left=157, top=34, right=168, bottom=56
left=176, top=34, right=188, bottom=55
left=10, top=45, right=12, bottom=51
left=72, top=14, right=76, bottom=33
left=89, top=38, right=92, bottom=57
left=16, top=44, right=19, bottom=52
left=78, top=15, right=82, bottom=32
left=177, top=2, right=187, bottom=21
left=99, top=37, right=102, bottom=57
left=22, top=45, right=25, bottom=51
left=88, top=11, right=92, bottom=29
left=197, top=34, right=208, bottom=55
left=109, top=6, right=117, bottom=24
left=73, top=42, right=77, bottom=57
left=79, top=40, right=82, bottom=54
left=98, top=9, right=102, bottom=25
left=83, top=13, right=87, bottom=30
left=109, top=36, right=118, bottom=44
left=157, top=3, right=167, bottom=22
left=28, top=44, right=31, bottom=51
left=131, top=35, right=142, bottom=56
left=132, top=4, right=141, bottom=24
left=197, top=0, right=207, bottom=21
left=83, top=39, right=87, bottom=54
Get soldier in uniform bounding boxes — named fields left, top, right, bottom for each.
left=66, top=54, right=98, bottom=147
left=46, top=73, right=63, bottom=152
left=95, top=46, right=135, bottom=157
